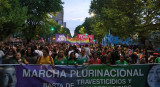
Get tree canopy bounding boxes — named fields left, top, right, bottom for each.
left=89, top=0, right=160, bottom=46
left=0, top=0, right=28, bottom=41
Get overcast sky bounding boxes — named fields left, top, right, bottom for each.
left=62, top=0, right=92, bottom=36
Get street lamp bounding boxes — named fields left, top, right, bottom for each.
left=90, top=12, right=95, bottom=17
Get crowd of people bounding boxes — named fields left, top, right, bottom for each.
left=0, top=41, right=160, bottom=66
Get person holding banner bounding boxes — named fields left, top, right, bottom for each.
left=9, top=53, right=29, bottom=64
left=115, top=54, right=128, bottom=65
left=101, top=52, right=112, bottom=66
left=77, top=48, right=89, bottom=66
left=89, top=52, right=101, bottom=64
left=155, top=57, right=160, bottom=63
left=54, top=50, right=67, bottom=65
left=3, top=48, right=16, bottom=64
left=68, top=52, right=78, bottom=66
left=36, top=48, right=54, bottom=65
left=0, top=66, right=17, bottom=87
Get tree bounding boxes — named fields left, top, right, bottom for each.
left=73, top=25, right=83, bottom=37
left=89, top=0, right=160, bottom=47
left=19, top=0, right=63, bottom=42
left=0, top=0, right=28, bottom=41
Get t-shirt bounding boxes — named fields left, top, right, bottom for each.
left=104, top=61, right=111, bottom=65
left=89, top=58, right=101, bottom=64
left=35, top=50, right=43, bottom=57
left=36, top=56, right=54, bottom=64
left=9, top=58, right=25, bottom=64
left=84, top=47, right=90, bottom=56
left=54, top=57, right=67, bottom=65
left=77, top=58, right=88, bottom=65
left=68, top=60, right=77, bottom=65
left=116, top=60, right=128, bottom=65
left=155, top=57, right=160, bottom=63
left=77, top=55, right=88, bottom=65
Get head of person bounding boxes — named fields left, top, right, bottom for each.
left=43, top=48, right=49, bottom=57
left=69, top=52, right=76, bottom=60
left=85, top=44, right=89, bottom=47
left=69, top=46, right=73, bottom=51
left=8, top=48, right=16, bottom=56
left=15, top=53, right=21, bottom=60
left=147, top=65, right=160, bottom=87
left=107, top=52, right=112, bottom=60
left=26, top=47, right=32, bottom=54
left=39, top=46, right=43, bottom=50
left=73, top=45, right=77, bottom=50
left=81, top=48, right=85, bottom=56
left=93, top=52, right=98, bottom=59
left=58, top=50, right=64, bottom=58
left=0, top=66, right=17, bottom=87
left=120, top=54, right=125, bottom=62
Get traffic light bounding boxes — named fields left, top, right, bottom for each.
left=51, top=27, right=54, bottom=31
left=85, top=33, right=88, bottom=35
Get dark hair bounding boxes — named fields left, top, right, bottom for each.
left=39, top=46, right=43, bottom=50
left=44, top=48, right=49, bottom=54
left=85, top=44, right=89, bottom=47
left=7, top=48, right=16, bottom=55
left=69, top=52, right=76, bottom=60
left=26, top=46, right=35, bottom=56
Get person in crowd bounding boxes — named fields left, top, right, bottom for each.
left=74, top=49, right=80, bottom=59
left=77, top=45, right=81, bottom=52
left=36, top=48, right=54, bottom=65
left=148, top=52, right=158, bottom=63
left=51, top=48, right=57, bottom=59
left=154, top=54, right=160, bottom=63
left=68, top=46, right=74, bottom=58
left=124, top=50, right=130, bottom=63
left=24, top=46, right=38, bottom=64
left=9, top=52, right=29, bottom=64
left=77, top=48, right=89, bottom=66
left=89, top=52, right=101, bottom=64
left=54, top=50, right=67, bottom=65
left=101, top=52, right=112, bottom=65
left=130, top=50, right=138, bottom=64
left=84, top=44, right=91, bottom=56
left=20, top=45, right=26, bottom=57
left=115, top=54, right=128, bottom=65
left=35, top=46, right=43, bottom=57
left=3, top=48, right=16, bottom=64
left=68, top=52, right=78, bottom=65
left=143, top=49, right=149, bottom=63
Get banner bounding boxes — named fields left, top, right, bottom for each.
left=66, top=36, right=77, bottom=44
left=77, top=34, right=88, bottom=41
left=1, top=64, right=160, bottom=87
left=88, top=35, right=94, bottom=44
left=67, top=36, right=89, bottom=44
left=55, top=34, right=66, bottom=42
left=77, top=34, right=93, bottom=44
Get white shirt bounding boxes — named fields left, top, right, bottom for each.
left=35, top=50, right=43, bottom=57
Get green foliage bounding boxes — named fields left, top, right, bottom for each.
left=0, top=0, right=28, bottom=41
left=89, top=0, right=160, bottom=45
left=73, top=25, right=83, bottom=37
left=79, top=26, right=85, bottom=34
left=19, top=0, right=64, bottom=41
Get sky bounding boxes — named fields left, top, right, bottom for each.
left=62, top=0, right=92, bottom=36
